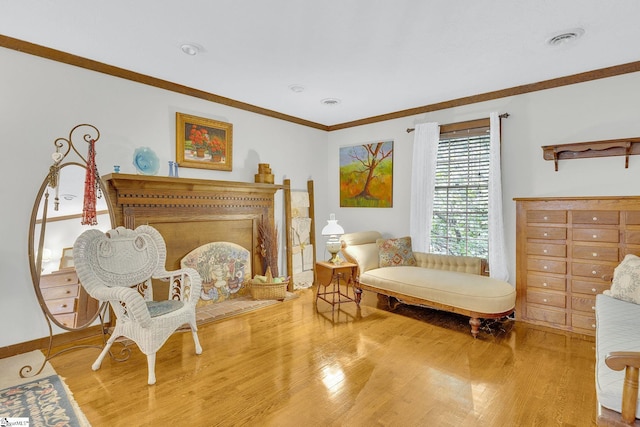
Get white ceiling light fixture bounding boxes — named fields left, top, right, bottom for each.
left=321, top=98, right=341, bottom=106
left=547, top=28, right=585, bottom=46
left=180, top=43, right=202, bottom=56
left=289, top=84, right=305, bottom=93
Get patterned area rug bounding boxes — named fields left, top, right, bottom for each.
left=0, top=350, right=90, bottom=426
left=0, top=375, right=82, bottom=426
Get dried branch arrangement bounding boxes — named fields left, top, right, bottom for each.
left=258, top=217, right=279, bottom=277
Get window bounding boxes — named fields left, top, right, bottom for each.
left=430, top=121, right=490, bottom=258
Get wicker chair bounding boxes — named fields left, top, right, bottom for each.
left=73, top=225, right=202, bottom=385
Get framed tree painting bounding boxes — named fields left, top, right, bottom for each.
left=340, top=140, right=393, bottom=207
left=176, top=112, right=233, bottom=171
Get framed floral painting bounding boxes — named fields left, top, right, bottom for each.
left=176, top=112, right=233, bottom=171
left=339, top=140, right=393, bottom=207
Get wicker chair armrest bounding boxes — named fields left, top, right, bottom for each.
left=89, top=284, right=152, bottom=328
left=154, top=267, right=202, bottom=307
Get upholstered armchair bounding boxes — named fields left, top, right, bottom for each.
left=73, top=225, right=202, bottom=385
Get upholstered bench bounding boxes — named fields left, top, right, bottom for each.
left=340, top=231, right=516, bottom=337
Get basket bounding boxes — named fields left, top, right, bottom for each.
left=250, top=280, right=288, bottom=300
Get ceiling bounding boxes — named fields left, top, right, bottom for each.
left=2, top=1, right=640, bottom=127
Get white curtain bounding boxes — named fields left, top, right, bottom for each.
left=488, top=112, right=509, bottom=281
left=410, top=122, right=440, bottom=252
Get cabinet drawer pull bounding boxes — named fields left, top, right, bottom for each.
left=592, top=288, right=597, bottom=293
left=592, top=234, right=598, bottom=239
left=592, top=324, right=596, bottom=328
left=543, top=249, right=548, bottom=253
left=543, top=232, right=548, bottom=237
left=592, top=253, right=598, bottom=257
left=593, top=216, right=598, bottom=221
left=65, top=290, right=71, bottom=294
left=543, top=282, right=548, bottom=287
left=543, top=265, right=548, bottom=270
left=592, top=306, right=596, bottom=310
left=543, top=216, right=548, bottom=220
left=61, top=304, right=67, bottom=308
left=592, top=270, right=597, bottom=275
left=543, top=298, right=548, bottom=303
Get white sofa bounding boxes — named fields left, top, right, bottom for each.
left=340, top=231, right=516, bottom=337
left=596, top=293, right=640, bottom=426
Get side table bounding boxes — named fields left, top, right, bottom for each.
left=315, top=261, right=359, bottom=307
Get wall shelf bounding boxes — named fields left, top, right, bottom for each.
left=542, top=137, right=640, bottom=171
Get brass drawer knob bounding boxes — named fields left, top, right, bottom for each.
left=593, top=217, right=598, bottom=221
left=592, top=288, right=597, bottom=293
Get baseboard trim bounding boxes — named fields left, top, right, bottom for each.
left=0, top=325, right=103, bottom=359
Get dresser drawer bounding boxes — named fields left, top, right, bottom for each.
left=526, top=305, right=566, bottom=326
left=53, top=313, right=76, bottom=328
left=527, top=290, right=566, bottom=308
left=624, top=211, right=640, bottom=225
left=571, top=295, right=597, bottom=313
left=527, top=274, right=566, bottom=291
left=527, top=243, right=566, bottom=257
left=572, top=313, right=597, bottom=331
left=527, top=210, right=567, bottom=224
left=40, top=270, right=79, bottom=288
left=572, top=211, right=619, bottom=225
left=624, top=230, right=640, bottom=244
left=45, top=297, right=77, bottom=315
left=572, top=280, right=611, bottom=295
left=527, top=227, right=567, bottom=240
left=528, top=258, right=567, bottom=274
left=572, top=228, right=619, bottom=243
left=571, top=263, right=615, bottom=280
left=572, top=245, right=619, bottom=262
left=41, top=284, right=79, bottom=300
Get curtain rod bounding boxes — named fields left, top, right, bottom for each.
left=406, top=113, right=510, bottom=133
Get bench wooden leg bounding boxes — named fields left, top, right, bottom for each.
left=469, top=317, right=481, bottom=338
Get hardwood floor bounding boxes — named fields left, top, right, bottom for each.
left=47, top=287, right=598, bottom=426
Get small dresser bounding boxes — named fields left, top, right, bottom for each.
left=40, top=268, right=97, bottom=328
left=514, top=196, right=640, bottom=336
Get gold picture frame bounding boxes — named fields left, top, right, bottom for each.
left=176, top=112, right=233, bottom=171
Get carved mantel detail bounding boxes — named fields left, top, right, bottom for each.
left=102, top=173, right=291, bottom=281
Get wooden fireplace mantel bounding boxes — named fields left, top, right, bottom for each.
left=102, top=173, right=291, bottom=283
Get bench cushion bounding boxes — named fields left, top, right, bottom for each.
left=596, top=294, right=640, bottom=417
left=360, top=266, right=515, bottom=314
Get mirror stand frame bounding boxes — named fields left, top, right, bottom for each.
left=22, top=124, right=122, bottom=378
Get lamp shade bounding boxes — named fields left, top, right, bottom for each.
left=321, top=213, right=344, bottom=236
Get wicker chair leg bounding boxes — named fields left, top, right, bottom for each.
left=147, top=353, right=157, bottom=385
left=93, top=333, right=117, bottom=371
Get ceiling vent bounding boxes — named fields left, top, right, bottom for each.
left=321, top=98, right=341, bottom=106
left=547, top=28, right=585, bottom=46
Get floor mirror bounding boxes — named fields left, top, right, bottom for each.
left=23, top=124, right=114, bottom=377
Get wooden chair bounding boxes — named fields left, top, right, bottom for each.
left=73, top=225, right=202, bottom=385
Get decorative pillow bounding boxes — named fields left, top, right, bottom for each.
left=605, top=254, right=640, bottom=304
left=377, top=237, right=417, bottom=267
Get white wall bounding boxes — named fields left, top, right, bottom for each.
left=3, top=43, right=640, bottom=349
left=327, top=72, right=640, bottom=285
left=0, top=47, right=328, bottom=348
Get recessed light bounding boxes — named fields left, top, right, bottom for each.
left=181, top=43, right=201, bottom=56
left=289, top=85, right=305, bottom=93
left=321, top=98, right=341, bottom=106
left=547, top=28, right=585, bottom=46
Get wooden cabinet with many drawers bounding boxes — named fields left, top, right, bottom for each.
left=515, top=196, right=640, bottom=336
left=40, top=268, right=97, bottom=328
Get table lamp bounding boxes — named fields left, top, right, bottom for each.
left=321, top=213, right=345, bottom=264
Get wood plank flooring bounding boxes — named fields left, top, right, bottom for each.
left=46, top=287, right=598, bottom=426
